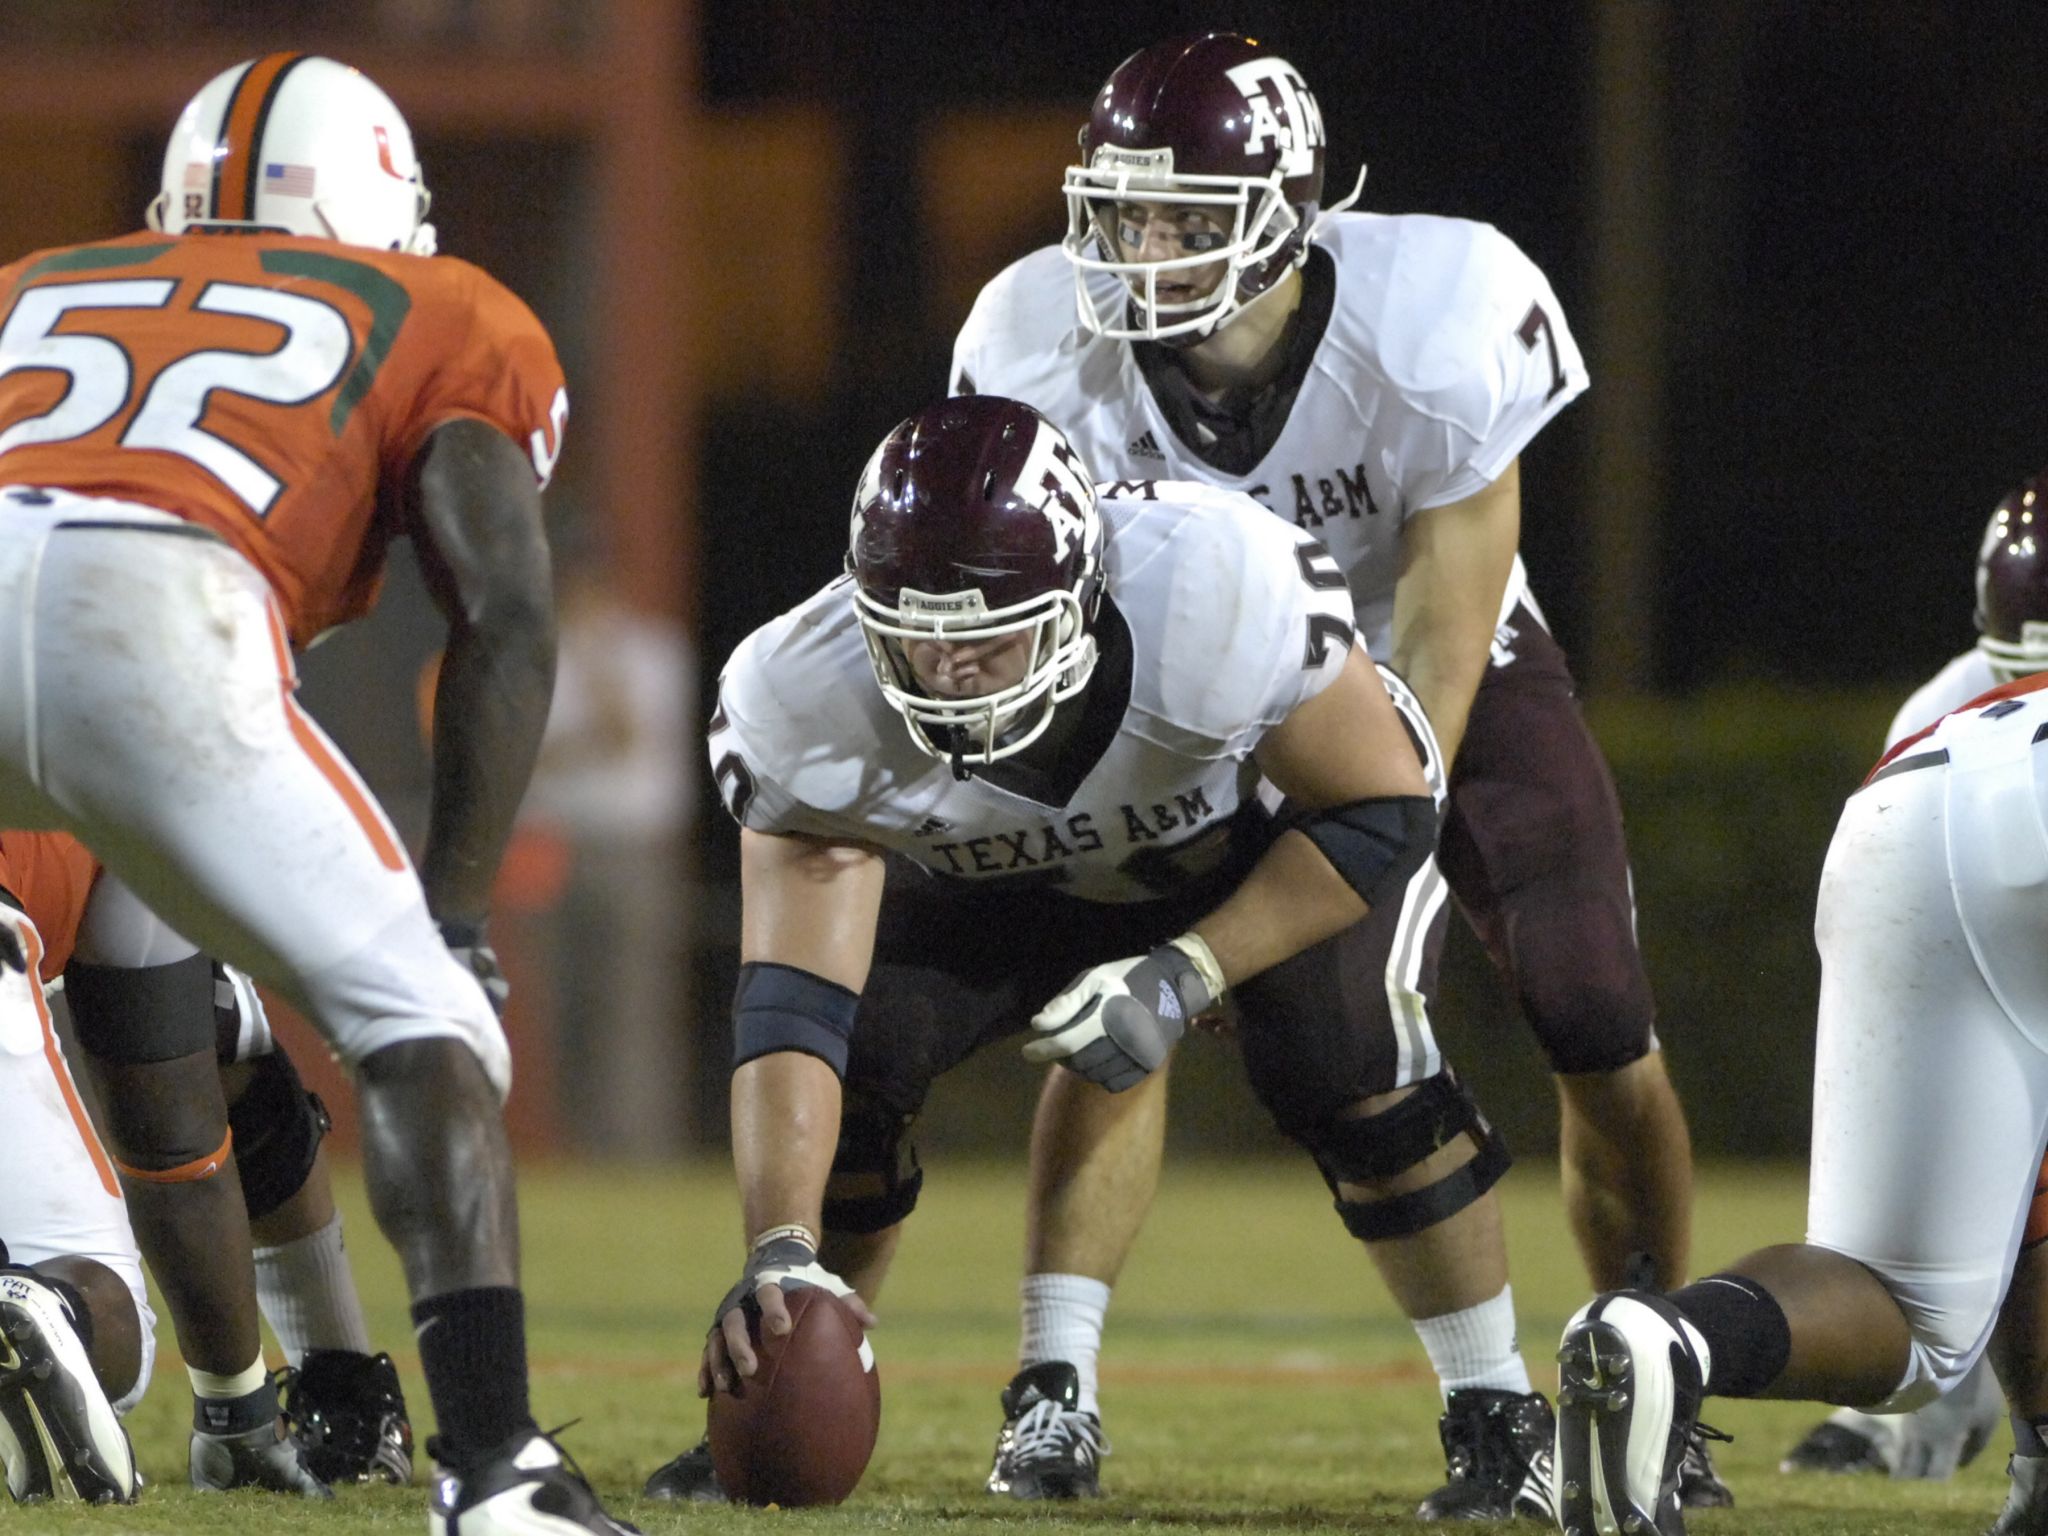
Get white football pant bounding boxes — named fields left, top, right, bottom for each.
left=1808, top=731, right=2048, bottom=1409
left=0, top=904, right=155, bottom=1412
left=0, top=490, right=509, bottom=1096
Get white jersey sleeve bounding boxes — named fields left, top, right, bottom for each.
left=1887, top=649, right=1999, bottom=749
left=1317, top=214, right=1589, bottom=512
left=950, top=246, right=1092, bottom=401
left=1104, top=482, right=1356, bottom=761
left=708, top=580, right=892, bottom=843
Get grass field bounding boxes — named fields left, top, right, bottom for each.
left=13, top=1158, right=2017, bottom=1534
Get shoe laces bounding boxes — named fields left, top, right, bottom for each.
left=1005, top=1400, right=1106, bottom=1468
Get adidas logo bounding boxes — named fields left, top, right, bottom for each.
left=1156, top=980, right=1182, bottom=1021
left=1128, top=430, right=1165, bottom=461
left=910, top=815, right=951, bottom=837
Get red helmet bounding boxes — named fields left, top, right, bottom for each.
left=1062, top=33, right=1358, bottom=342
left=1976, top=469, right=2048, bottom=677
left=848, top=397, right=1104, bottom=767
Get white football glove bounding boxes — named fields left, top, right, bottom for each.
left=1024, top=933, right=1225, bottom=1092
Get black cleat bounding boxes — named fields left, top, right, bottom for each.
left=985, top=1361, right=1107, bottom=1500
left=429, top=1430, right=639, bottom=1535
left=1782, top=1358, right=2003, bottom=1480
left=1779, top=1418, right=1887, bottom=1475
left=641, top=1435, right=725, bottom=1503
left=191, top=1420, right=333, bottom=1498
left=1554, top=1290, right=1703, bottom=1536
left=1416, top=1387, right=1556, bottom=1521
left=0, top=1269, right=137, bottom=1503
left=1678, top=1424, right=1734, bottom=1508
left=276, top=1349, right=413, bottom=1485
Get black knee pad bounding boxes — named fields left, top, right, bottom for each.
left=822, top=1092, right=923, bottom=1235
left=228, top=1044, right=331, bottom=1221
left=1298, top=1070, right=1511, bottom=1243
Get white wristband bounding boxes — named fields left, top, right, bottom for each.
left=751, top=1222, right=819, bottom=1253
left=1169, top=931, right=1228, bottom=1002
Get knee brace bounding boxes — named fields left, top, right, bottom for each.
left=1300, top=1070, right=1511, bottom=1243
left=226, top=1044, right=330, bottom=1221
left=822, top=1093, right=923, bottom=1235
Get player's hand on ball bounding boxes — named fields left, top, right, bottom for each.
left=702, top=1227, right=876, bottom=1396
left=1024, top=935, right=1222, bottom=1091
left=438, top=918, right=510, bottom=1015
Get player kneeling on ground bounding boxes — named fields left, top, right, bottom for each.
left=650, top=397, right=1554, bottom=1516
left=1552, top=668, right=2048, bottom=1536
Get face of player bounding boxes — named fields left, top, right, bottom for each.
left=1106, top=199, right=1232, bottom=304
left=901, top=631, right=1036, bottom=700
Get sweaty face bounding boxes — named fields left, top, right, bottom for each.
left=1104, top=199, right=1232, bottom=303
left=902, top=630, right=1035, bottom=700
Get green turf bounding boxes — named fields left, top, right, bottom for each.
left=14, top=1158, right=2015, bottom=1532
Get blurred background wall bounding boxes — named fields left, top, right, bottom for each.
left=5, top=0, right=2045, bottom=1163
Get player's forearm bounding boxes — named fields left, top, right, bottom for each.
left=1188, top=828, right=1369, bottom=988
left=730, top=1052, right=843, bottom=1243
left=420, top=609, right=556, bottom=923
left=1390, top=624, right=1491, bottom=767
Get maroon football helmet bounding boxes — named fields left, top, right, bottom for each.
left=1976, top=468, right=2048, bottom=676
left=1062, top=33, right=1360, bottom=342
left=848, top=397, right=1104, bottom=766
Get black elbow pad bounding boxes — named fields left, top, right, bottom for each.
left=1292, top=794, right=1439, bottom=908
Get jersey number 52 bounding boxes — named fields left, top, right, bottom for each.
left=0, top=275, right=360, bottom=517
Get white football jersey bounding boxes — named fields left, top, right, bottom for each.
left=1887, top=648, right=2000, bottom=749
left=710, top=483, right=1356, bottom=903
left=950, top=212, right=1588, bottom=655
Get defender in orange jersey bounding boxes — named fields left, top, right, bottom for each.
left=0, top=54, right=631, bottom=1536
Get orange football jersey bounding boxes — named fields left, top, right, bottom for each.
left=0, top=829, right=102, bottom=981
left=0, top=229, right=566, bottom=646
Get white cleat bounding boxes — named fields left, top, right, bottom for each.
left=0, top=1270, right=136, bottom=1504
left=1554, top=1290, right=1702, bottom=1536
left=428, top=1430, right=638, bottom=1535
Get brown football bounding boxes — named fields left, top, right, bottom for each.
left=707, top=1287, right=880, bottom=1506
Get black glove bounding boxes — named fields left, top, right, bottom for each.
left=438, top=918, right=509, bottom=1016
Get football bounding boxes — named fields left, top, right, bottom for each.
left=707, top=1287, right=880, bottom=1506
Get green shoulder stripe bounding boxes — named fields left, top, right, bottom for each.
left=260, top=249, right=413, bottom=435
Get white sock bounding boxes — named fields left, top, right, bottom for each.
left=1413, top=1284, right=1532, bottom=1398
left=1020, top=1273, right=1111, bottom=1417
left=253, top=1212, right=372, bottom=1365
left=188, top=1354, right=267, bottom=1399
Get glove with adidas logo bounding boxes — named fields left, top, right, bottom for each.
left=1024, top=933, right=1225, bottom=1091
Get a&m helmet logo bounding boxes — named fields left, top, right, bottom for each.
left=1223, top=58, right=1325, bottom=178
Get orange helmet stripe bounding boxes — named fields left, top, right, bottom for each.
left=211, top=51, right=309, bottom=223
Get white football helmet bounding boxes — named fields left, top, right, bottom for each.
left=147, top=53, right=436, bottom=256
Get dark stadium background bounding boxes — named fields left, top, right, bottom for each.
left=3, top=0, right=2045, bottom=1160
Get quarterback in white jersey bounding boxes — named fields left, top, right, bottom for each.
left=653, top=399, right=1557, bottom=1518
left=955, top=210, right=1583, bottom=664
left=1555, top=667, right=2048, bottom=1536
left=940, top=29, right=1707, bottom=1519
